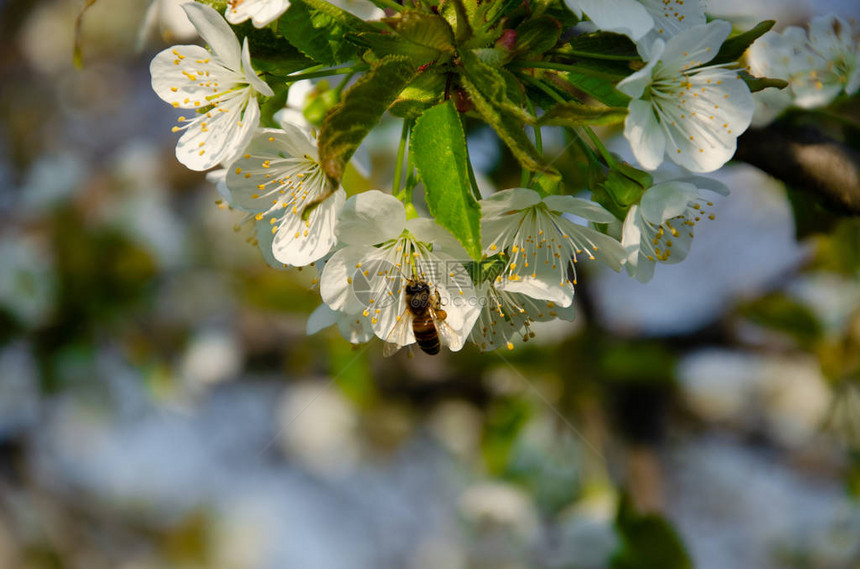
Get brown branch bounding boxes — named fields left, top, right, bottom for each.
left=735, top=124, right=860, bottom=215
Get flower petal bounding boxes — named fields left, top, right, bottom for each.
left=624, top=99, right=666, bottom=171
left=336, top=309, right=375, bottom=344
left=480, top=188, right=542, bottom=218
left=564, top=0, right=654, bottom=40
left=556, top=219, right=626, bottom=272
left=677, top=176, right=729, bottom=196
left=272, top=189, right=345, bottom=266
left=241, top=37, right=274, bottom=96
left=150, top=44, right=241, bottom=108
left=406, top=218, right=468, bottom=259
left=617, top=49, right=662, bottom=98
left=660, top=21, right=730, bottom=70
left=662, top=69, right=753, bottom=172
left=639, top=0, right=705, bottom=38
left=320, top=245, right=373, bottom=311
left=254, top=218, right=289, bottom=270
left=307, top=303, right=338, bottom=335
left=182, top=2, right=241, bottom=71
left=226, top=0, right=290, bottom=28
left=498, top=263, right=575, bottom=307
left=175, top=90, right=259, bottom=170
left=543, top=195, right=616, bottom=223
left=336, top=190, right=407, bottom=245
left=639, top=181, right=698, bottom=223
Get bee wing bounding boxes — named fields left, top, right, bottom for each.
left=430, top=306, right=462, bottom=352
left=382, top=310, right=414, bottom=358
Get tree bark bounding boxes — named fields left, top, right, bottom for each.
left=735, top=125, right=860, bottom=215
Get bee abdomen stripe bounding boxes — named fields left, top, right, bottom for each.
left=413, top=316, right=440, bottom=355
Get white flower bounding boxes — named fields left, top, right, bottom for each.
left=150, top=2, right=274, bottom=171
left=639, top=0, right=705, bottom=40
left=794, top=14, right=860, bottom=105
left=319, top=191, right=480, bottom=353
left=745, top=27, right=807, bottom=126
left=563, top=0, right=704, bottom=41
left=481, top=188, right=626, bottom=308
left=618, top=21, right=754, bottom=173
left=225, top=0, right=290, bottom=28
left=746, top=15, right=859, bottom=126
left=225, top=119, right=345, bottom=267
left=564, top=0, right=653, bottom=41
left=470, top=280, right=576, bottom=352
left=621, top=177, right=728, bottom=282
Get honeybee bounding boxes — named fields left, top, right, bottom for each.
left=383, top=277, right=449, bottom=357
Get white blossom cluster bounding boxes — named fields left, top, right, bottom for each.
left=148, top=2, right=853, bottom=354
left=746, top=14, right=860, bottom=126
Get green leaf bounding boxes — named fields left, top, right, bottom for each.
left=531, top=172, right=562, bottom=195
left=565, top=31, right=638, bottom=59
left=387, top=11, right=455, bottom=55
left=260, top=82, right=289, bottom=128
left=461, top=73, right=559, bottom=178
left=352, top=12, right=455, bottom=64
left=461, top=50, right=534, bottom=124
left=614, top=161, right=653, bottom=189
left=440, top=0, right=473, bottom=46
left=562, top=70, right=631, bottom=107
left=711, top=20, right=776, bottom=65
left=515, top=16, right=562, bottom=56
left=592, top=168, right=648, bottom=218
left=238, top=19, right=315, bottom=71
left=303, top=83, right=340, bottom=127
left=539, top=0, right=584, bottom=28
left=318, top=55, right=417, bottom=183
left=348, top=32, right=438, bottom=63
left=612, top=495, right=693, bottom=569
left=390, top=71, right=447, bottom=118
left=538, top=100, right=627, bottom=127
left=482, top=0, right=525, bottom=28
left=279, top=0, right=372, bottom=65
left=470, top=47, right=512, bottom=67
left=739, top=70, right=789, bottom=93
left=411, top=100, right=483, bottom=261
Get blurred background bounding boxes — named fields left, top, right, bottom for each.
left=1, top=0, right=859, bottom=568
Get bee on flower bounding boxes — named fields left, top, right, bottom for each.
left=319, top=191, right=480, bottom=354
